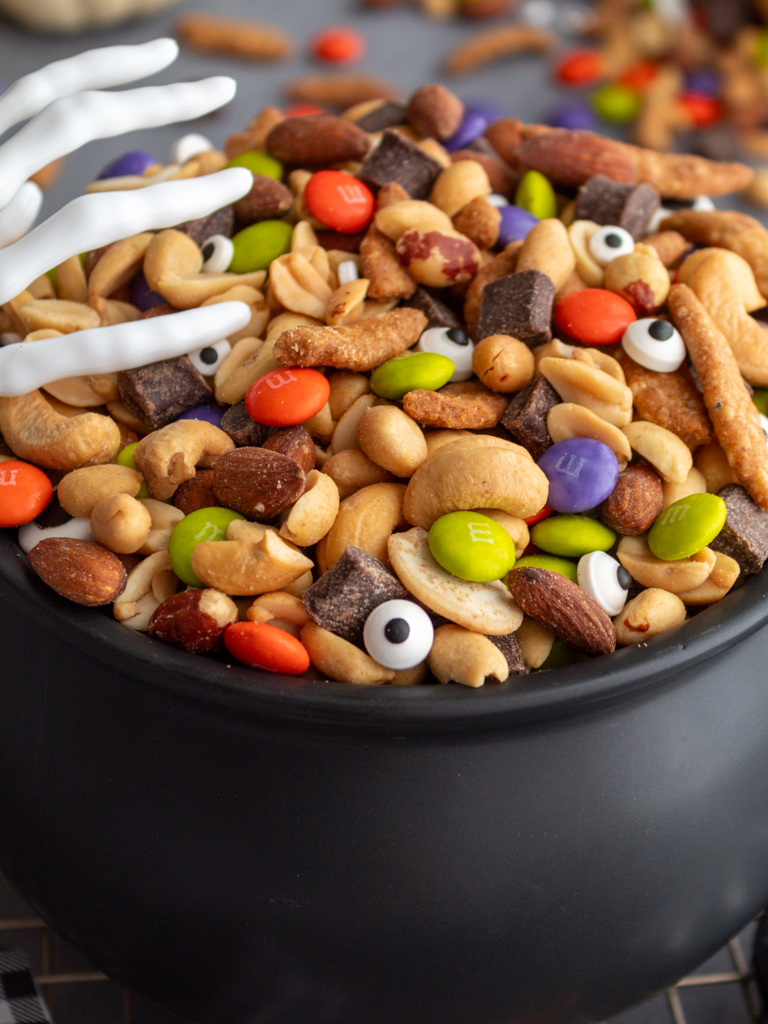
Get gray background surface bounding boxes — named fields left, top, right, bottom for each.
left=0, top=0, right=765, bottom=1021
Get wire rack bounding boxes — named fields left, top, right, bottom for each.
left=0, top=871, right=763, bottom=1024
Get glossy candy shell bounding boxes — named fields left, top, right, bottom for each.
left=245, top=367, right=330, bottom=427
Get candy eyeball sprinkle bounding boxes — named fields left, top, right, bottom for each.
left=621, top=317, right=686, bottom=373
left=337, top=259, right=360, bottom=285
left=416, top=326, right=474, bottom=382
left=201, top=234, right=234, bottom=274
left=17, top=493, right=92, bottom=553
left=577, top=551, right=630, bottom=617
left=169, top=133, right=214, bottom=166
left=486, top=193, right=510, bottom=208
left=588, top=225, right=635, bottom=266
left=187, top=339, right=232, bottom=376
left=363, top=599, right=435, bottom=670
left=760, top=413, right=768, bottom=444
left=692, top=195, right=715, bottom=211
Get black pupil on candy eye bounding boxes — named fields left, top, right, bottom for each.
left=447, top=328, right=469, bottom=346
left=384, top=618, right=410, bottom=644
left=605, top=233, right=623, bottom=248
left=648, top=320, right=674, bottom=341
left=202, top=241, right=215, bottom=260
left=199, top=347, right=218, bottom=365
left=617, top=567, right=632, bottom=590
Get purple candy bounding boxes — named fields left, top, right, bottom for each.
left=97, top=149, right=156, bottom=180
left=537, top=438, right=619, bottom=513
left=177, top=403, right=225, bottom=427
left=130, top=272, right=166, bottom=312
left=497, top=204, right=539, bottom=246
left=547, top=102, right=599, bottom=132
left=684, top=68, right=720, bottom=97
left=445, top=112, right=488, bottom=153
left=462, top=99, right=506, bottom=124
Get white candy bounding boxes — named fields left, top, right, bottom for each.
left=0, top=77, right=237, bottom=211
left=201, top=234, right=235, bottom=274
left=621, top=318, right=686, bottom=373
left=0, top=182, right=43, bottom=249
left=0, top=168, right=253, bottom=306
left=0, top=38, right=179, bottom=137
left=416, top=326, right=474, bottom=382
left=169, top=133, right=215, bottom=166
left=588, top=225, right=635, bottom=266
left=187, top=339, right=232, bottom=376
left=577, top=551, right=630, bottom=617
left=0, top=301, right=251, bottom=397
left=337, top=260, right=359, bottom=285
left=363, top=599, right=434, bottom=671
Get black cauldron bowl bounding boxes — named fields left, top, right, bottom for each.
left=2, top=526, right=768, bottom=1024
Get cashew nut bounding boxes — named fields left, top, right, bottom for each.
left=623, top=420, right=693, bottom=484
left=137, top=498, right=185, bottom=555
left=113, top=550, right=180, bottom=631
left=616, top=535, right=716, bottom=593
left=300, top=621, right=395, bottom=685
left=427, top=624, right=509, bottom=687
left=613, top=588, right=687, bottom=646
left=662, top=466, right=707, bottom=509
left=403, top=438, right=549, bottom=529
left=678, top=247, right=768, bottom=384
left=278, top=470, right=340, bottom=547
left=317, top=481, right=407, bottom=572
left=90, top=493, right=153, bottom=554
left=133, top=419, right=235, bottom=500
left=58, top=463, right=143, bottom=518
left=0, top=390, right=121, bottom=470
left=143, top=229, right=266, bottom=309
left=191, top=521, right=314, bottom=596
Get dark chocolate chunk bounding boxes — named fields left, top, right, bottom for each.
left=220, top=401, right=271, bottom=447
left=175, top=206, right=235, bottom=246
left=710, top=484, right=768, bottom=574
left=173, top=469, right=221, bottom=516
left=476, top=270, right=555, bottom=346
left=354, top=100, right=408, bottom=133
left=303, top=546, right=409, bottom=647
left=400, top=286, right=463, bottom=330
left=117, top=357, right=213, bottom=429
left=573, top=176, right=660, bottom=241
left=314, top=229, right=365, bottom=253
left=688, top=125, right=741, bottom=163
left=501, top=376, right=560, bottom=460
left=487, top=632, right=528, bottom=677
left=357, top=129, right=442, bottom=200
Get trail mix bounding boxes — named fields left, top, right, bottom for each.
left=3, top=79, right=768, bottom=688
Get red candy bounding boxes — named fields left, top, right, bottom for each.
left=245, top=367, right=330, bottom=427
left=678, top=92, right=722, bottom=128
left=312, top=26, right=367, bottom=65
left=553, top=288, right=636, bottom=346
left=0, top=460, right=53, bottom=528
left=304, top=169, right=374, bottom=233
left=224, top=621, right=310, bottom=675
left=554, top=49, right=604, bottom=86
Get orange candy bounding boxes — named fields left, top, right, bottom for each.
left=224, top=621, right=310, bottom=675
left=523, top=504, right=553, bottom=527
left=678, top=92, right=722, bottom=128
left=617, top=61, right=659, bottom=92
left=245, top=367, right=330, bottom=427
left=555, top=49, right=604, bottom=86
left=553, top=288, right=636, bottom=346
left=283, top=103, right=326, bottom=118
left=312, top=26, right=367, bottom=65
left=0, top=460, right=53, bottom=528
left=304, top=169, right=375, bottom=233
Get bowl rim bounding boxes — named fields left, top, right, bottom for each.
left=3, top=529, right=768, bottom=734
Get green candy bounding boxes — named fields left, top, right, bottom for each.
left=168, top=507, right=246, bottom=587
left=592, top=83, right=643, bottom=124
left=370, top=351, right=454, bottom=400
left=531, top=515, right=616, bottom=558
left=230, top=220, right=293, bottom=273
left=429, top=511, right=516, bottom=582
left=512, top=554, right=578, bottom=584
left=224, top=150, right=283, bottom=180
left=752, top=389, right=768, bottom=416
left=514, top=170, right=557, bottom=221
left=116, top=442, right=149, bottom=499
left=755, top=30, right=768, bottom=67
left=647, top=493, right=727, bottom=561
left=539, top=637, right=588, bottom=671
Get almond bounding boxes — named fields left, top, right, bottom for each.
left=262, top=425, right=316, bottom=474
left=598, top=464, right=664, bottom=536
left=233, top=173, right=293, bottom=224
left=515, top=130, right=638, bottom=188
left=506, top=565, right=616, bottom=656
left=407, top=84, right=464, bottom=141
left=148, top=588, right=238, bottom=653
left=28, top=537, right=127, bottom=606
left=266, top=115, right=372, bottom=167
left=213, top=447, right=305, bottom=519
